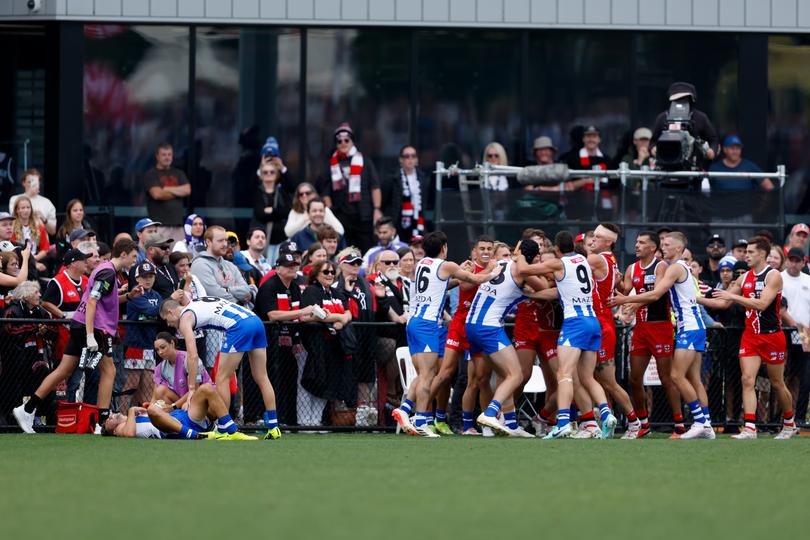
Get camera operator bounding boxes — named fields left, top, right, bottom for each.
left=650, top=82, right=719, bottom=181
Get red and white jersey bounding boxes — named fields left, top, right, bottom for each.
left=742, top=266, right=781, bottom=334
left=593, top=252, right=618, bottom=324
left=630, top=258, right=670, bottom=323
left=452, top=263, right=485, bottom=322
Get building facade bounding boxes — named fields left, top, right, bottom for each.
left=2, top=0, right=810, bottom=232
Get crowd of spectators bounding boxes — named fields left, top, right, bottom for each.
left=0, top=103, right=806, bottom=430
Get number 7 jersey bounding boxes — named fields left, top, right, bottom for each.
left=557, top=254, right=597, bottom=319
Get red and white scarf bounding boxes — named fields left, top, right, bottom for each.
left=578, top=147, right=607, bottom=192
left=331, top=145, right=363, bottom=202
left=400, top=168, right=424, bottom=239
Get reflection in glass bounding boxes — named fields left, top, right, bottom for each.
left=83, top=25, right=190, bottom=211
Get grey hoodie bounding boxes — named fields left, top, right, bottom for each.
left=191, top=251, right=252, bottom=304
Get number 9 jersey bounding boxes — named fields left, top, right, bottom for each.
left=556, top=254, right=602, bottom=351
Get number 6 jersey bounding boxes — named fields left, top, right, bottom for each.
left=557, top=255, right=597, bottom=319
left=408, top=257, right=450, bottom=323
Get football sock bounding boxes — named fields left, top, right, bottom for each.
left=570, top=403, right=578, bottom=423
left=626, top=410, right=640, bottom=427
left=687, top=400, right=705, bottom=425
left=462, top=411, right=475, bottom=431
left=557, top=408, right=571, bottom=429
left=579, top=410, right=596, bottom=426
left=426, top=412, right=435, bottom=427
left=435, top=409, right=447, bottom=423
left=503, top=408, right=518, bottom=430
left=262, top=410, right=278, bottom=431
left=218, top=414, right=238, bottom=434
left=180, top=426, right=199, bottom=439
left=783, top=411, right=795, bottom=428
left=484, top=400, right=502, bottom=418
left=23, top=394, right=42, bottom=414
left=400, top=399, right=414, bottom=415
left=638, top=408, right=649, bottom=428
left=413, top=412, right=427, bottom=428
left=701, top=406, right=712, bottom=426
left=539, top=407, right=553, bottom=421
left=743, top=413, right=757, bottom=433
left=598, top=403, right=611, bottom=423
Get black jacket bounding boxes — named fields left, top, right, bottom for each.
left=251, top=186, right=291, bottom=245
left=316, top=152, right=380, bottom=223
left=650, top=108, right=719, bottom=156
left=380, top=168, right=432, bottom=240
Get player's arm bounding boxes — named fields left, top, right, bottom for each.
left=617, top=263, right=634, bottom=295
left=698, top=278, right=741, bottom=310
left=118, top=407, right=146, bottom=438
left=443, top=260, right=500, bottom=284
left=515, top=253, right=561, bottom=277
left=716, top=271, right=782, bottom=311
left=526, top=287, right=558, bottom=301
left=586, top=253, right=607, bottom=281
left=610, top=263, right=681, bottom=306
left=178, top=313, right=200, bottom=393
left=524, top=275, right=548, bottom=292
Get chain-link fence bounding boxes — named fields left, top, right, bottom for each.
left=0, top=317, right=807, bottom=432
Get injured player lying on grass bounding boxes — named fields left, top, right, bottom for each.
left=101, top=382, right=256, bottom=440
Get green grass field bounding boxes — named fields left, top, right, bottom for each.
left=2, top=433, right=809, bottom=540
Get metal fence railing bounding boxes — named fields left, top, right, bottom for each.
left=0, top=318, right=806, bottom=433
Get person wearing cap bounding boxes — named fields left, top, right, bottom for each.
left=129, top=233, right=178, bottom=299
left=122, top=261, right=182, bottom=411
left=708, top=134, right=774, bottom=191
left=42, top=249, right=89, bottom=320
left=701, top=234, right=727, bottom=285
left=731, top=238, right=748, bottom=261
left=143, top=143, right=191, bottom=243
left=134, top=218, right=162, bottom=264
left=784, top=224, right=810, bottom=265
left=317, top=122, right=381, bottom=253
left=191, top=226, right=252, bottom=305
left=531, top=136, right=557, bottom=167
left=9, top=168, right=57, bottom=236
left=781, top=247, right=810, bottom=425
left=380, top=144, right=430, bottom=243
left=68, top=228, right=96, bottom=250
left=620, top=127, right=653, bottom=170
left=565, top=125, right=613, bottom=191
left=650, top=82, right=719, bottom=162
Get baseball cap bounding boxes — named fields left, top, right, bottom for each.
left=732, top=238, right=748, bottom=249
left=339, top=252, right=362, bottom=265
left=668, top=82, right=697, bottom=102
left=68, top=228, right=95, bottom=243
left=723, top=134, right=743, bottom=147
left=706, top=234, right=725, bottom=247
left=733, top=260, right=749, bottom=278
left=0, top=240, right=16, bottom=252
left=532, top=136, right=556, bottom=151
left=633, top=127, right=652, bottom=140
left=575, top=233, right=585, bottom=243
left=226, top=231, right=240, bottom=246
left=583, top=125, right=600, bottom=135
left=787, top=247, right=805, bottom=261
left=275, top=252, right=299, bottom=267
left=63, top=249, right=88, bottom=266
left=791, top=223, right=810, bottom=236
left=135, top=261, right=156, bottom=278
left=144, top=233, right=173, bottom=249
left=0, top=212, right=12, bottom=222
left=279, top=240, right=302, bottom=254
left=135, top=218, right=162, bottom=232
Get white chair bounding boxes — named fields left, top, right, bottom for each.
left=518, top=362, right=547, bottom=422
left=395, top=347, right=417, bottom=434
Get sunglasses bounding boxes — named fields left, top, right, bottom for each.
left=298, top=190, right=313, bottom=198
left=227, top=239, right=239, bottom=246
left=380, top=260, right=399, bottom=265
left=486, top=153, right=499, bottom=159
left=322, top=269, right=336, bottom=275
left=343, top=260, right=362, bottom=266
left=401, top=153, right=417, bottom=159
left=261, top=170, right=278, bottom=176
left=336, top=138, right=351, bottom=144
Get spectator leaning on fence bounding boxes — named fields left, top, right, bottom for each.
left=191, top=226, right=252, bottom=306
left=0, top=281, right=57, bottom=423
left=9, top=168, right=57, bottom=236
left=317, top=123, right=381, bottom=253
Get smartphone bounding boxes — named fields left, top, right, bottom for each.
left=178, top=277, right=187, bottom=290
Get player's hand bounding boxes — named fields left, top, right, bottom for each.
left=713, top=289, right=732, bottom=301
left=460, top=260, right=474, bottom=272
left=86, top=333, right=99, bottom=352
left=334, top=321, right=344, bottom=331
left=607, top=293, right=626, bottom=307
left=170, top=289, right=185, bottom=302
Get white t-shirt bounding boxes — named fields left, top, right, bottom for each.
left=781, top=270, right=810, bottom=326
left=9, top=193, right=57, bottom=229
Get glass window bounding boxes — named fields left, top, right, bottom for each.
left=83, top=25, right=190, bottom=216
left=305, top=29, right=411, bottom=186
left=193, top=27, right=301, bottom=232
left=416, top=30, right=521, bottom=173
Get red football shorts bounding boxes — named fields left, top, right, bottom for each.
left=739, top=331, right=786, bottom=365
left=597, top=320, right=616, bottom=363
left=630, top=321, right=675, bottom=359
left=445, top=316, right=470, bottom=352
left=513, top=322, right=559, bottom=362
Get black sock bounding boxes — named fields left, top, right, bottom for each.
left=98, top=408, right=110, bottom=426
left=24, top=395, right=42, bottom=414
